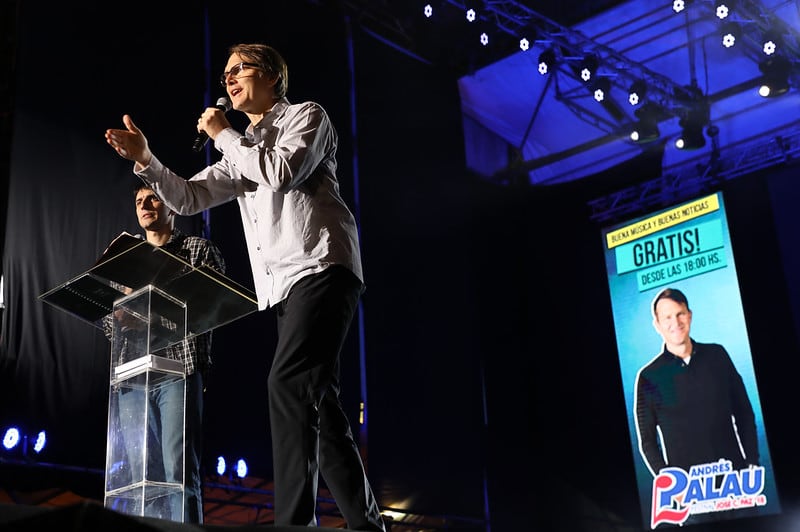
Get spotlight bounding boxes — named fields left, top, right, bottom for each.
left=758, top=55, right=791, bottom=97
left=714, top=1, right=731, bottom=19
left=1, top=427, right=47, bottom=457
left=214, top=455, right=248, bottom=479
left=466, top=8, right=476, bottom=22
left=580, top=54, right=598, bottom=83
left=761, top=30, right=782, bottom=56
left=592, top=77, right=611, bottom=102
left=32, top=431, right=46, bottom=454
left=676, top=121, right=706, bottom=149
left=2, top=427, right=20, bottom=450
left=629, top=103, right=663, bottom=143
left=673, top=0, right=686, bottom=14
left=628, top=80, right=647, bottom=106
left=519, top=38, right=530, bottom=52
left=423, top=4, right=433, bottom=18
left=720, top=21, right=741, bottom=48
left=630, top=121, right=660, bottom=143
left=234, top=458, right=248, bottom=479
left=538, top=48, right=556, bottom=75
left=674, top=85, right=709, bottom=149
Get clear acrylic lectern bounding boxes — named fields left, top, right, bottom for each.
left=39, top=232, right=258, bottom=522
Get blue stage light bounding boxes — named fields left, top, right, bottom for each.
left=538, top=49, right=556, bottom=75
left=580, top=54, right=598, bottom=83
left=216, top=456, right=226, bottom=476
left=2, top=427, right=20, bottom=450
left=235, top=458, right=248, bottom=479
left=761, top=30, right=781, bottom=56
left=720, top=21, right=741, bottom=49
left=628, top=80, right=647, bottom=106
left=592, top=78, right=611, bottom=103
left=758, top=55, right=791, bottom=98
left=32, top=431, right=46, bottom=454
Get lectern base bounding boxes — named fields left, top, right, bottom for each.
left=105, top=333, right=187, bottom=523
left=105, top=481, right=183, bottom=521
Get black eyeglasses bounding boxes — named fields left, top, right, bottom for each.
left=219, top=62, right=263, bottom=87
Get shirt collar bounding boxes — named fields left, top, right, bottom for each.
left=249, top=97, right=291, bottom=133
left=163, top=228, right=185, bottom=248
left=662, top=338, right=696, bottom=362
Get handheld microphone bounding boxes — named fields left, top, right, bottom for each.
left=192, top=96, right=232, bottom=152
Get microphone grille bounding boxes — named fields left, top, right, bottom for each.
left=216, top=96, right=232, bottom=112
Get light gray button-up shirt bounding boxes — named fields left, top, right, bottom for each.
left=136, top=98, right=363, bottom=310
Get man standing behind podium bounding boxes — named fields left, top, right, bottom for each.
left=105, top=43, right=386, bottom=531
left=102, top=182, right=226, bottom=523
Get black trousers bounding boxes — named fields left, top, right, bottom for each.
left=269, top=265, right=385, bottom=531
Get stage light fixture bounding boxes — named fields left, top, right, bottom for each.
left=761, top=30, right=781, bottom=56
left=720, top=21, right=741, bottom=48
left=235, top=458, right=248, bottom=479
left=630, top=121, right=660, bottom=143
left=758, top=55, right=791, bottom=97
left=580, top=54, right=598, bottom=83
left=466, top=8, right=476, bottom=22
left=629, top=103, right=662, bottom=143
left=592, top=77, right=611, bottom=102
left=1, top=427, right=47, bottom=457
left=675, top=121, right=706, bottom=150
left=673, top=0, right=686, bottom=14
left=32, top=430, right=46, bottom=454
left=674, top=87, right=709, bottom=150
left=423, top=4, right=433, bottom=18
left=519, top=38, right=530, bottom=52
left=715, top=2, right=730, bottom=19
left=628, top=80, right=647, bottom=106
left=214, top=455, right=248, bottom=479
left=2, top=427, right=20, bottom=450
left=480, top=32, right=489, bottom=46
left=538, top=48, right=556, bottom=75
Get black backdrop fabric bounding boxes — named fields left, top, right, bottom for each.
left=4, top=2, right=800, bottom=532
left=0, top=3, right=210, bottom=471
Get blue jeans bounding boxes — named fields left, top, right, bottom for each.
left=118, top=371, right=204, bottom=523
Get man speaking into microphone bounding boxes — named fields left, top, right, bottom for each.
left=105, top=43, right=387, bottom=531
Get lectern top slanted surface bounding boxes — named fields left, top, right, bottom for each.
left=39, top=232, right=258, bottom=336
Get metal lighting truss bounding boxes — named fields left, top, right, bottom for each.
left=444, top=0, right=713, bottom=131
left=338, top=1, right=800, bottom=218
left=587, top=122, right=800, bottom=223
left=440, top=1, right=800, bottom=219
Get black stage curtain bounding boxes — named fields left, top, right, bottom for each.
left=0, top=4, right=208, bottom=471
